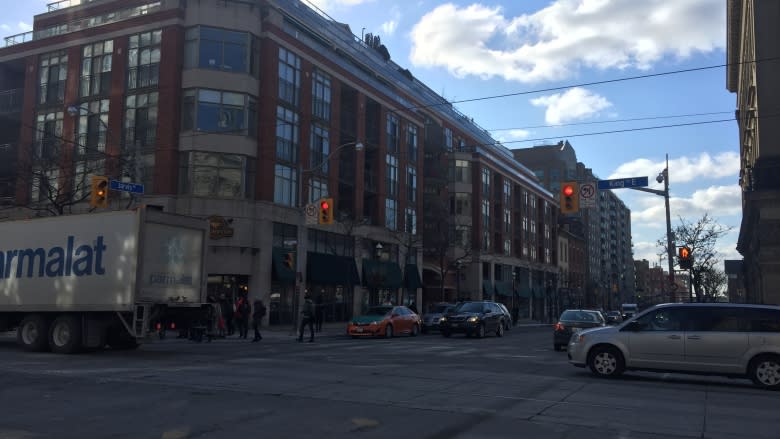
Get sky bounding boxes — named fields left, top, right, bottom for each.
left=2, top=0, right=742, bottom=268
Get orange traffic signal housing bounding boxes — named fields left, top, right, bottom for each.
left=678, top=246, right=693, bottom=269
left=318, top=197, right=334, bottom=224
left=560, top=182, right=579, bottom=214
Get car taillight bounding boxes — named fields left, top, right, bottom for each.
left=170, top=322, right=176, bottom=330
left=554, top=322, right=565, bottom=331
left=155, top=323, right=161, bottom=330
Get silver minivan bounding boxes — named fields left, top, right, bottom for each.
left=567, top=303, right=780, bottom=389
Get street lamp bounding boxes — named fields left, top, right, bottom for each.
left=293, top=140, right=364, bottom=331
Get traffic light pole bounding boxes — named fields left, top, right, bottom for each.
left=630, top=155, right=675, bottom=301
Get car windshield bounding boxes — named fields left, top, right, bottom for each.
left=364, top=306, right=393, bottom=316
left=455, top=302, right=485, bottom=313
left=607, top=311, right=620, bottom=316
left=560, top=310, right=600, bottom=323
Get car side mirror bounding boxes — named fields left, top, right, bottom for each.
left=623, top=320, right=641, bottom=332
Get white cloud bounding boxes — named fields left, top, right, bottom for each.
left=18, top=21, right=32, bottom=32
left=495, top=129, right=532, bottom=143
left=1, top=24, right=10, bottom=31
left=609, top=152, right=739, bottom=185
left=530, top=87, right=612, bottom=124
left=381, top=20, right=398, bottom=36
left=508, top=129, right=531, bottom=139
left=631, top=185, right=741, bottom=225
left=409, top=0, right=724, bottom=83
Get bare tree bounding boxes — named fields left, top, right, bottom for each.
left=657, top=213, right=733, bottom=302
left=423, top=197, right=472, bottom=302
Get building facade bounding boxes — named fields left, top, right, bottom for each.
left=727, top=0, right=780, bottom=305
left=724, top=259, right=746, bottom=303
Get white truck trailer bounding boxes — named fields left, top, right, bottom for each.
left=0, top=207, right=212, bottom=353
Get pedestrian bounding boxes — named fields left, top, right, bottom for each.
left=235, top=294, right=250, bottom=339
left=314, top=293, right=324, bottom=333
left=298, top=294, right=315, bottom=342
left=220, top=294, right=234, bottom=336
left=252, top=299, right=266, bottom=342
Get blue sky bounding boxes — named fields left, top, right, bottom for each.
left=3, top=0, right=741, bottom=267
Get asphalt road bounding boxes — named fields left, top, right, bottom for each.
left=0, top=326, right=777, bottom=439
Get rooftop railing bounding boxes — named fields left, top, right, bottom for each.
left=47, top=0, right=99, bottom=12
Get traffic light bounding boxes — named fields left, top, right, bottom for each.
left=560, top=182, right=579, bottom=214
left=90, top=175, right=109, bottom=208
left=318, top=197, right=334, bottom=224
left=283, top=252, right=295, bottom=270
left=678, top=246, right=693, bottom=270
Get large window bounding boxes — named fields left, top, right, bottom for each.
left=482, top=199, right=490, bottom=229
left=309, top=178, right=328, bottom=203
left=385, top=198, right=398, bottom=230
left=39, top=51, right=67, bottom=105
left=274, top=164, right=297, bottom=206
left=125, top=92, right=158, bottom=148
left=276, top=105, right=299, bottom=163
left=127, top=30, right=161, bottom=89
left=444, top=127, right=452, bottom=152
left=386, top=155, right=398, bottom=198
left=183, top=152, right=250, bottom=198
left=407, top=125, right=418, bottom=162
left=308, top=229, right=354, bottom=257
left=387, top=114, right=399, bottom=154
left=452, top=193, right=471, bottom=215
left=312, top=69, right=331, bottom=121
left=80, top=40, right=112, bottom=97
left=405, top=207, right=417, bottom=235
left=75, top=99, right=109, bottom=156
left=310, top=124, right=329, bottom=173
left=278, top=47, right=300, bottom=107
left=407, top=166, right=417, bottom=203
left=32, top=111, right=63, bottom=201
left=451, top=159, right=470, bottom=183
left=482, top=168, right=491, bottom=197
left=182, top=89, right=255, bottom=135
left=185, top=26, right=249, bottom=73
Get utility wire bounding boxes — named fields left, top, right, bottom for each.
left=487, top=111, right=734, bottom=132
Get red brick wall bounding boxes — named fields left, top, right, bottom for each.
left=153, top=25, right=183, bottom=195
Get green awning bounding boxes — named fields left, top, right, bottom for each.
left=482, top=280, right=493, bottom=297
left=362, top=259, right=403, bottom=289
left=515, top=286, right=532, bottom=298
left=533, top=288, right=546, bottom=299
left=495, top=281, right=514, bottom=297
left=307, top=252, right=360, bottom=286
left=403, top=264, right=422, bottom=290
left=272, top=247, right=296, bottom=284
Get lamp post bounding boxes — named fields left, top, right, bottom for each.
left=293, top=141, right=363, bottom=331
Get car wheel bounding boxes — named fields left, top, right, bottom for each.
left=749, top=355, right=780, bottom=390
left=476, top=324, right=485, bottom=338
left=385, top=324, right=394, bottom=338
left=587, top=345, right=625, bottom=378
left=411, top=324, right=419, bottom=337
left=441, top=330, right=451, bottom=338
left=496, top=322, right=504, bottom=337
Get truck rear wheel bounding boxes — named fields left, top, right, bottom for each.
left=17, top=314, right=50, bottom=352
left=49, top=315, right=83, bottom=354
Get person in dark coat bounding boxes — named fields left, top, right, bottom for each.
left=314, top=293, right=325, bottom=332
left=235, top=295, right=250, bottom=339
left=252, top=299, right=266, bottom=342
left=298, top=294, right=315, bottom=342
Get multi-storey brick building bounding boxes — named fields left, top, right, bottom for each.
left=0, top=0, right=559, bottom=324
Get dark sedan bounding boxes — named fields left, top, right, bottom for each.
left=439, top=301, right=506, bottom=338
left=421, top=303, right=456, bottom=333
left=553, top=309, right=605, bottom=351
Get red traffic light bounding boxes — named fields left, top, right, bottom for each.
left=563, top=185, right=574, bottom=197
left=321, top=201, right=329, bottom=210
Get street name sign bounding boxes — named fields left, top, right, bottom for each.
left=597, top=177, right=648, bottom=190
left=109, top=180, right=144, bottom=194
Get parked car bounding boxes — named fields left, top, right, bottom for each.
left=605, top=311, right=624, bottom=325
left=439, top=301, right=506, bottom=338
left=421, top=303, right=456, bottom=333
left=567, top=303, right=780, bottom=390
left=347, top=305, right=421, bottom=338
left=553, top=309, right=606, bottom=351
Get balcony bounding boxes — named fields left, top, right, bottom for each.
left=0, top=89, right=23, bottom=114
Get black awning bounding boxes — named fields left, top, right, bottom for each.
left=495, top=281, right=514, bottom=297
left=307, top=252, right=360, bottom=286
left=362, top=259, right=403, bottom=289
left=272, top=247, right=296, bottom=285
left=403, top=264, right=422, bottom=290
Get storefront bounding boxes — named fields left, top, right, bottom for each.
left=362, top=258, right=403, bottom=308
left=270, top=247, right=296, bottom=325
left=307, top=251, right=360, bottom=322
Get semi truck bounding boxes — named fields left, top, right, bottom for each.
left=0, top=207, right=213, bottom=353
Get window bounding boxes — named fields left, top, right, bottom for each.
left=405, top=207, right=416, bottom=235
left=744, top=308, right=780, bottom=332
left=444, top=127, right=452, bottom=152
left=386, top=198, right=398, bottom=230
left=451, top=160, right=470, bottom=183
left=482, top=199, right=490, bottom=229
left=452, top=193, right=471, bottom=215
left=407, top=166, right=417, bottom=203
left=75, top=99, right=109, bottom=156
left=276, top=105, right=299, bottom=163
left=482, top=168, right=491, bottom=197
left=407, top=125, right=417, bottom=162
left=125, top=92, right=158, bottom=147
left=387, top=114, right=399, bottom=154
left=309, top=178, right=328, bottom=203
left=312, top=70, right=331, bottom=121
left=278, top=47, right=300, bottom=107
left=274, top=164, right=297, bottom=206
left=503, top=180, right=511, bottom=206
left=482, top=229, right=490, bottom=251
left=39, top=51, right=67, bottom=105
left=504, top=209, right=511, bottom=233
left=273, top=222, right=298, bottom=248
left=128, top=30, right=161, bottom=89
left=185, top=26, right=249, bottom=72
left=185, top=152, right=247, bottom=198
left=454, top=225, right=470, bottom=247
left=310, top=124, right=329, bottom=173
left=386, top=155, right=398, bottom=198
left=504, top=239, right=511, bottom=256
left=308, top=229, right=354, bottom=257
left=80, top=40, right=112, bottom=97
left=688, top=307, right=745, bottom=332
left=32, top=111, right=64, bottom=202
left=634, top=308, right=684, bottom=331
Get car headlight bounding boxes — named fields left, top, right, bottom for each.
left=371, top=321, right=380, bottom=325
left=467, top=316, right=479, bottom=323
left=571, top=333, right=586, bottom=344
left=440, top=317, right=447, bottom=323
